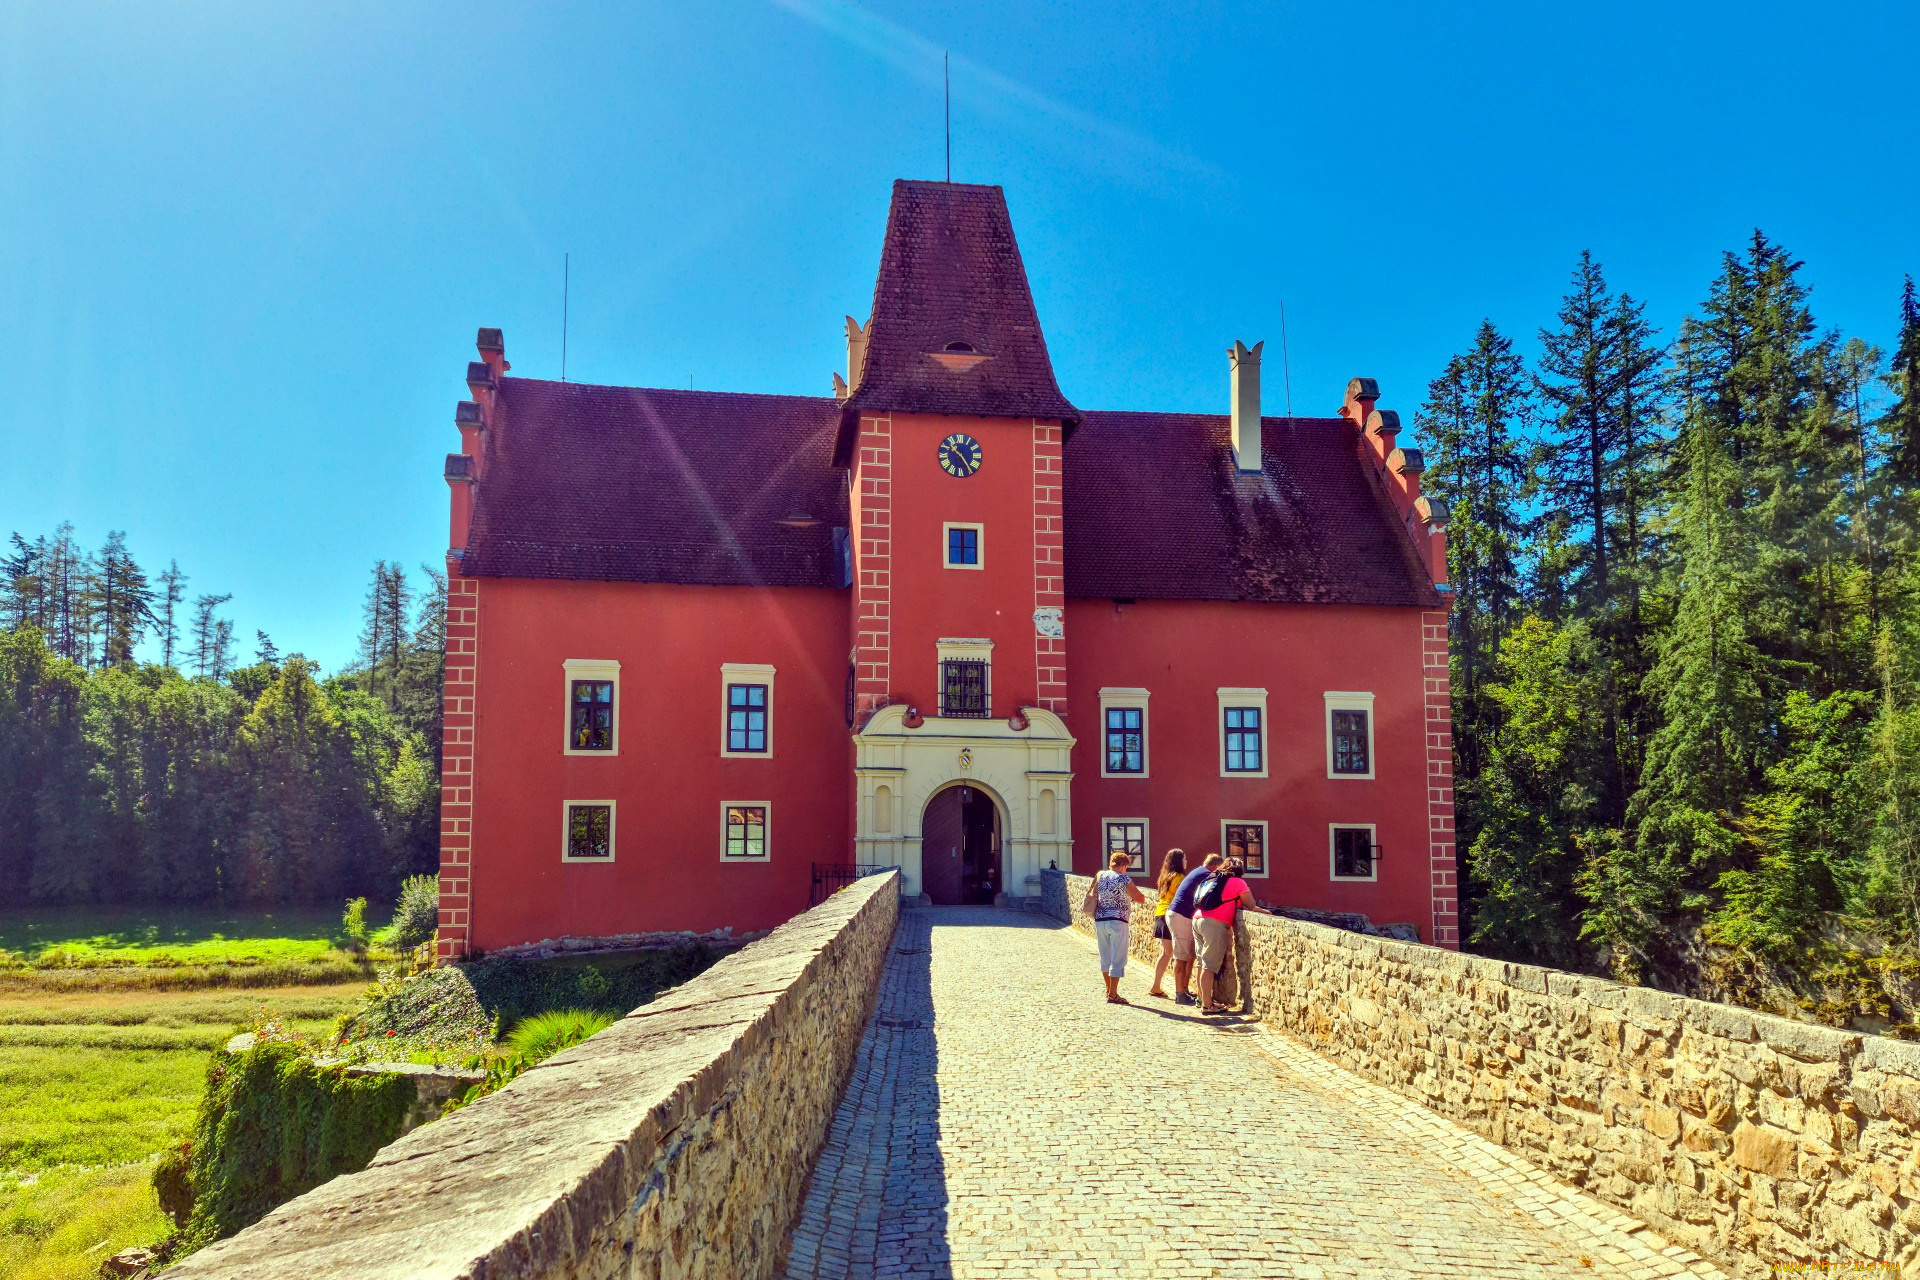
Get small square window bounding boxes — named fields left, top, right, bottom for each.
left=1331, top=709, right=1371, bottom=775
left=1223, top=707, right=1263, bottom=773
left=727, top=684, right=768, bottom=753
left=564, top=802, right=613, bottom=861
left=941, top=659, right=990, bottom=718
left=1104, top=820, right=1148, bottom=876
left=945, top=525, right=981, bottom=567
left=1332, top=826, right=1376, bottom=880
left=1104, top=706, right=1143, bottom=774
left=1224, top=821, right=1266, bottom=877
left=723, top=804, right=770, bottom=861
left=570, top=680, right=614, bottom=752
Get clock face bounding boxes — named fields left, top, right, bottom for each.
left=938, top=433, right=983, bottom=478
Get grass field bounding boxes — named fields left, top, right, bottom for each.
left=0, top=907, right=378, bottom=1280
left=0, top=906, right=365, bottom=967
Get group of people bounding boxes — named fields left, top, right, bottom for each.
left=1085, top=848, right=1262, bottom=1014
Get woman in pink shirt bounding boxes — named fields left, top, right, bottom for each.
left=1192, top=857, right=1258, bottom=1014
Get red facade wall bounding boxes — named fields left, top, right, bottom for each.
left=461, top=578, right=852, bottom=951
left=1065, top=598, right=1439, bottom=936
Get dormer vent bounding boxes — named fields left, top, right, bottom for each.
left=1230, top=340, right=1264, bottom=473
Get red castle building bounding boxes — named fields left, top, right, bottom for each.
left=435, top=180, right=1457, bottom=959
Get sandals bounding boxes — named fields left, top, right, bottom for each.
left=1147, top=990, right=1169, bottom=999
left=1106, top=994, right=1130, bottom=1005
left=1200, top=1005, right=1229, bottom=1015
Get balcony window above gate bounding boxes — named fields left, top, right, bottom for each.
left=935, top=638, right=994, bottom=719
left=563, top=660, right=620, bottom=755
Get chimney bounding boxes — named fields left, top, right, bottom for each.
left=846, top=317, right=870, bottom=392
left=1230, top=340, right=1264, bottom=472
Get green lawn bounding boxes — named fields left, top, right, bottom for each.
left=0, top=906, right=378, bottom=967
left=0, top=982, right=369, bottom=1280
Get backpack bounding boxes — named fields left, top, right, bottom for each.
left=1194, top=872, right=1232, bottom=913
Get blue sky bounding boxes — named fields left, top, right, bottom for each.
left=3, top=1, right=1915, bottom=671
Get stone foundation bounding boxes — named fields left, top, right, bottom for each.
left=1044, top=869, right=1920, bottom=1277
left=170, top=871, right=901, bottom=1280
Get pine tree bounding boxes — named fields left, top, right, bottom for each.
left=3, top=534, right=48, bottom=633
left=1419, top=322, right=1533, bottom=803
left=92, top=531, right=154, bottom=667
left=255, top=630, right=279, bottom=666
left=1588, top=343, right=1774, bottom=972
left=43, top=524, right=91, bottom=666
left=1885, top=277, right=1920, bottom=557
left=155, top=561, right=187, bottom=668
left=187, top=594, right=235, bottom=681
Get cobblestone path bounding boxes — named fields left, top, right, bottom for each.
left=781, top=906, right=1725, bottom=1280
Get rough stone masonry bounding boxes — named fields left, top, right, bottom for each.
left=1051, top=869, right=1920, bottom=1278
left=167, top=870, right=900, bottom=1280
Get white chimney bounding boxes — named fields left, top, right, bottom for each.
left=1230, top=340, right=1264, bottom=472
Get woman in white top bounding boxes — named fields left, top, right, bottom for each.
left=1088, top=850, right=1147, bottom=1004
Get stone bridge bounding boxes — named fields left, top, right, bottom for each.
left=171, top=871, right=1920, bottom=1280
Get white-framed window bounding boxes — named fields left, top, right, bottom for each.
left=943, top=522, right=984, bottom=570
left=1220, top=818, right=1268, bottom=878
left=721, top=802, right=771, bottom=862
left=562, top=800, right=615, bottom=862
left=720, top=663, right=776, bottom=757
left=1098, top=687, right=1149, bottom=778
left=1330, top=823, right=1378, bottom=881
left=562, top=659, right=620, bottom=755
left=1217, top=687, right=1269, bottom=778
left=1103, top=818, right=1149, bottom=877
left=1325, top=692, right=1376, bottom=779
left=936, top=638, right=993, bottom=718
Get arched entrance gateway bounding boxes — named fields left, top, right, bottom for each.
left=853, top=704, right=1075, bottom=905
left=919, top=784, right=1001, bottom=905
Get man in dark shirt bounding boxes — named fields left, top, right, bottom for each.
left=1165, top=852, right=1220, bottom=1006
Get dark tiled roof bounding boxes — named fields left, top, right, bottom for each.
left=459, top=379, right=847, bottom=588
left=837, top=181, right=1076, bottom=460
left=1062, top=412, right=1440, bottom=607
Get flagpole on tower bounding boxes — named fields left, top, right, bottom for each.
left=944, top=52, right=951, bottom=183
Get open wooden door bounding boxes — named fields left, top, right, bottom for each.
left=921, top=787, right=966, bottom=904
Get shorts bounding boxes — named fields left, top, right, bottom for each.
left=1167, top=911, right=1195, bottom=961
left=1194, top=916, right=1231, bottom=974
left=1152, top=916, right=1172, bottom=941
left=1095, top=918, right=1130, bottom=977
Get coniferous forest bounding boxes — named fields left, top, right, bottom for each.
left=1429, top=235, right=1920, bottom=1028
left=0, top=536, right=444, bottom=907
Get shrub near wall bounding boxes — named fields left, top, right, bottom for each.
left=158, top=1043, right=415, bottom=1258
left=165, top=870, right=902, bottom=1280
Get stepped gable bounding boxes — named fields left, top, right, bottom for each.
left=835, top=180, right=1078, bottom=462
left=459, top=379, right=847, bottom=587
left=1063, top=411, right=1441, bottom=607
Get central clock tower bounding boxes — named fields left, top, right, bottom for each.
left=835, top=179, right=1078, bottom=900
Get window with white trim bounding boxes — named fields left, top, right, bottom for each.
left=721, top=803, right=771, bottom=861
left=1104, top=819, right=1149, bottom=877
left=1098, top=688, right=1149, bottom=777
left=562, top=660, right=620, bottom=755
left=1331, top=824, right=1378, bottom=881
left=563, top=801, right=615, bottom=862
left=1217, top=687, right=1269, bottom=778
left=943, top=522, right=984, bottom=569
left=1325, top=692, right=1376, bottom=779
left=721, top=663, right=776, bottom=756
left=1221, top=819, right=1268, bottom=878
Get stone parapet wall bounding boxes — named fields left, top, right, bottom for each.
left=170, top=871, right=902, bottom=1280
left=1041, top=869, right=1920, bottom=1276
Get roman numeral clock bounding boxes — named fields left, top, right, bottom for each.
left=938, top=433, right=983, bottom=477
